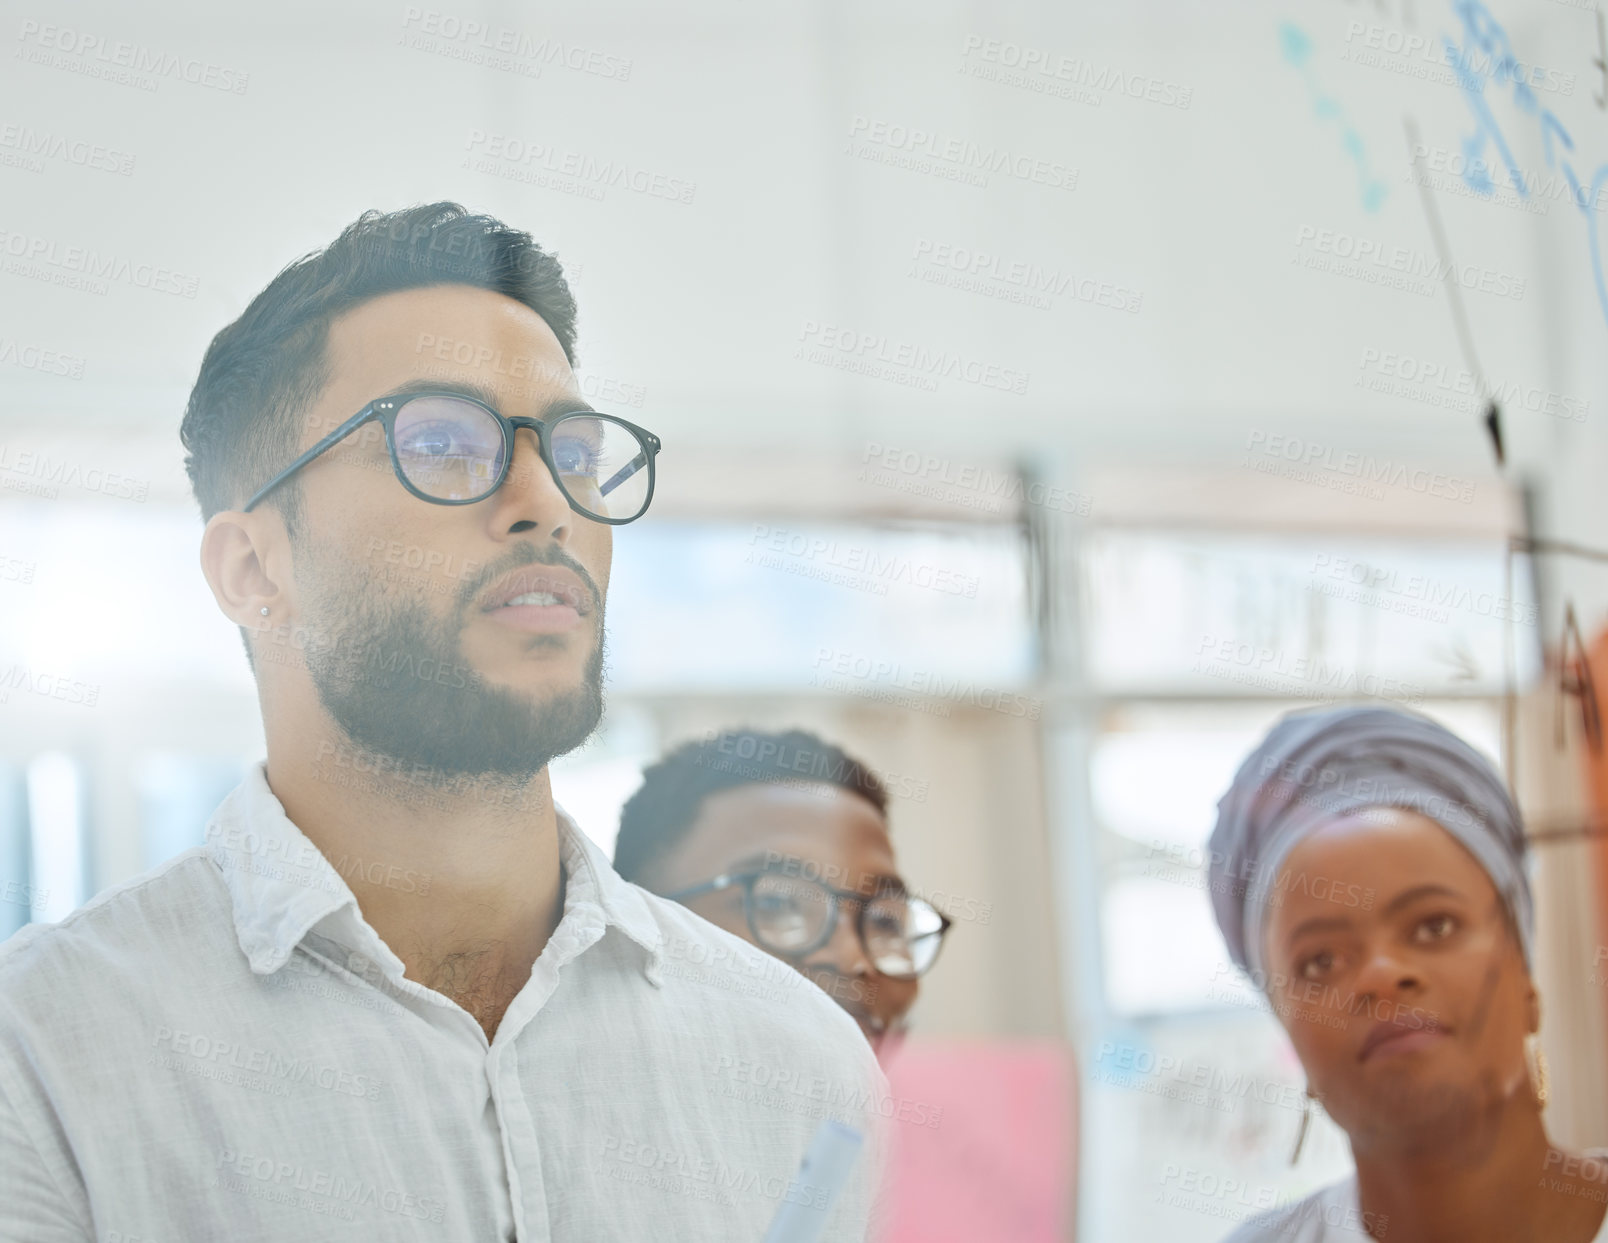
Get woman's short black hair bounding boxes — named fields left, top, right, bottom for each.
left=613, top=727, right=888, bottom=886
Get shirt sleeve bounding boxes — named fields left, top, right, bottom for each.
left=0, top=1051, right=93, bottom=1242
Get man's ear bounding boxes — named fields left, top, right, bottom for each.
left=199, top=508, right=293, bottom=635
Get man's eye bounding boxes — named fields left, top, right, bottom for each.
left=554, top=446, right=597, bottom=474
left=552, top=432, right=601, bottom=475
left=399, top=422, right=464, bottom=458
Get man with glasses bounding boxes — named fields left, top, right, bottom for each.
left=0, top=203, right=885, bottom=1241
left=615, top=728, right=952, bottom=1059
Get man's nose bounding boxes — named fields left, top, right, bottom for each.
left=487, top=424, right=574, bottom=539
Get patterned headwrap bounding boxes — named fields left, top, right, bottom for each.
left=1207, top=705, right=1531, bottom=981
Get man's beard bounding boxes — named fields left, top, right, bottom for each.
left=295, top=537, right=605, bottom=785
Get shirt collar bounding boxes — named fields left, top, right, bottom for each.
left=551, top=796, right=664, bottom=980
left=207, top=762, right=662, bottom=981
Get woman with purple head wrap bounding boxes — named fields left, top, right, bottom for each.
left=1205, top=706, right=1607, bottom=1243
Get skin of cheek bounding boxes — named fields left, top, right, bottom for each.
left=862, top=968, right=917, bottom=1026
left=691, top=887, right=758, bottom=948
left=792, top=890, right=922, bottom=1030
left=1302, top=971, right=1529, bottom=1145
left=277, top=285, right=613, bottom=686
left=294, top=439, right=613, bottom=692
left=1265, top=903, right=1534, bottom=1139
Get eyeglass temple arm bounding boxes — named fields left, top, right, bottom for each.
left=598, top=452, right=648, bottom=499
left=243, top=405, right=379, bottom=512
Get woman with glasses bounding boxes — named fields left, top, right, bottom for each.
left=1206, top=705, right=1608, bottom=1242
left=613, top=727, right=951, bottom=1057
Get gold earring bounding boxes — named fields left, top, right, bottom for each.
left=1291, top=1090, right=1314, bottom=1164
left=1526, top=1035, right=1550, bottom=1108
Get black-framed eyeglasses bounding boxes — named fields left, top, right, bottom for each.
left=244, top=390, right=663, bottom=525
left=663, top=868, right=953, bottom=980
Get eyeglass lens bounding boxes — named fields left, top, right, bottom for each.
left=391, top=395, right=652, bottom=520
left=747, top=873, right=945, bottom=979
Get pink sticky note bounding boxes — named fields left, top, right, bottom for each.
left=882, top=1040, right=1076, bottom=1242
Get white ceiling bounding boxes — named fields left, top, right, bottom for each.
left=1, top=0, right=1602, bottom=522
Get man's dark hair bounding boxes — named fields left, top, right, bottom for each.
left=179, top=201, right=579, bottom=530
left=613, top=727, right=889, bottom=886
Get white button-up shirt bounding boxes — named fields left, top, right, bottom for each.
left=0, top=764, right=888, bottom=1241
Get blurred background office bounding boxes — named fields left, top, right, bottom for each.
left=2, top=0, right=1606, bottom=1237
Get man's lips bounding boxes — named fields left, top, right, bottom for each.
left=478, top=565, right=593, bottom=635
left=1359, top=1018, right=1450, bottom=1062
left=480, top=566, right=591, bottom=613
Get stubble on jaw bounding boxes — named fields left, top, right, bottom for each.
left=291, top=531, right=606, bottom=791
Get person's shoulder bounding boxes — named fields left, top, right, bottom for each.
left=1218, top=1177, right=1372, bottom=1243
left=0, top=848, right=229, bottom=997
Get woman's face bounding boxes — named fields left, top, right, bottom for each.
left=1260, top=808, right=1537, bottom=1151
left=649, top=780, right=920, bottom=1052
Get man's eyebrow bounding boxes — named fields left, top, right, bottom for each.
left=376, top=377, right=596, bottom=419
